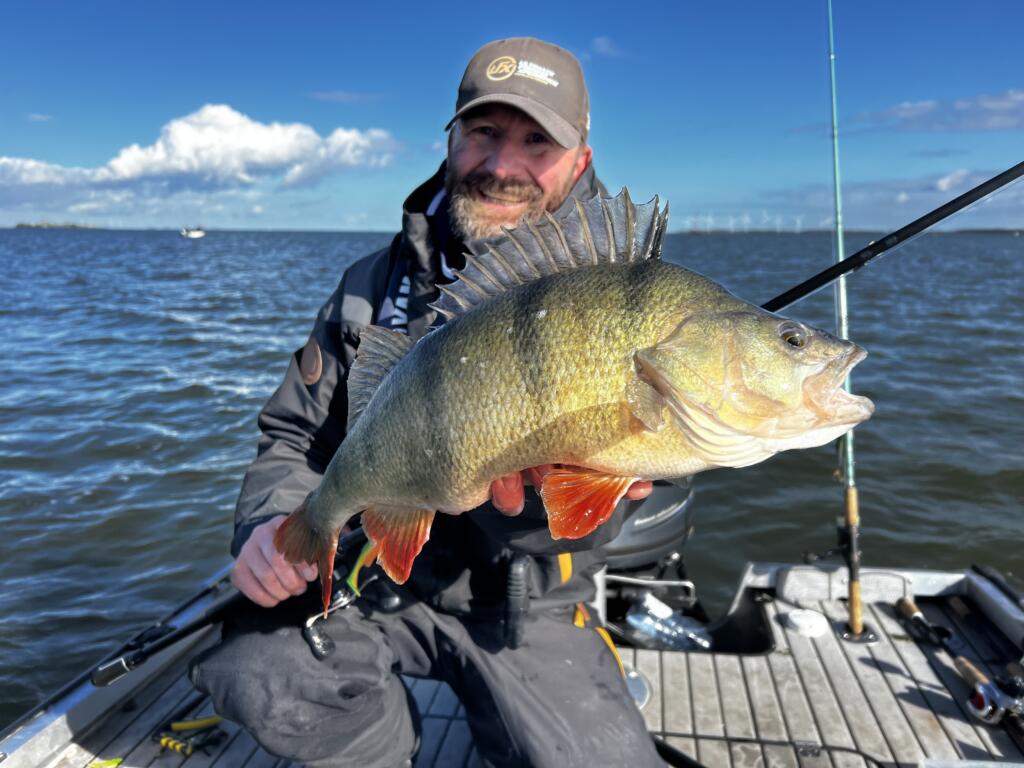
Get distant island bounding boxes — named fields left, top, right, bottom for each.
left=944, top=227, right=1023, bottom=236
left=14, top=222, right=97, bottom=230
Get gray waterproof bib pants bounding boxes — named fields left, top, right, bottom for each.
left=191, top=575, right=663, bottom=768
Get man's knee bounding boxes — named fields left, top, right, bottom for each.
left=190, top=608, right=417, bottom=767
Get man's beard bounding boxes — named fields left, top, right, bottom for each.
left=446, top=169, right=575, bottom=242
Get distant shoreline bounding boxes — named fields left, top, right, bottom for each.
left=13, top=222, right=97, bottom=230
left=6, top=224, right=1021, bottom=236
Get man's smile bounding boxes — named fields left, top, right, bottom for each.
left=474, top=188, right=531, bottom=206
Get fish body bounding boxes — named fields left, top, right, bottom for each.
left=275, top=192, right=874, bottom=612
left=336, top=261, right=718, bottom=509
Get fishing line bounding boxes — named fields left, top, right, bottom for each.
left=762, top=160, right=1024, bottom=313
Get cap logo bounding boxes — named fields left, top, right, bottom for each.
left=486, top=56, right=517, bottom=81
left=515, top=60, right=559, bottom=88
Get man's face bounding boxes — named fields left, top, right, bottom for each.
left=446, top=105, right=593, bottom=241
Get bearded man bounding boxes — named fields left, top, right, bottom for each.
left=191, top=37, right=666, bottom=768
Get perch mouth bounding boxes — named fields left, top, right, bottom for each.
left=804, top=345, right=874, bottom=426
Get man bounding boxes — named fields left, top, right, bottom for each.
left=191, top=37, right=667, bottom=768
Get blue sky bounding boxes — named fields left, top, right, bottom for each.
left=2, top=1, right=1021, bottom=231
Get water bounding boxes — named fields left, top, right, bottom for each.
left=1, top=228, right=1021, bottom=728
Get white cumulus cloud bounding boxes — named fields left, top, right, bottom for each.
left=0, top=104, right=396, bottom=210
left=102, top=104, right=325, bottom=184
left=280, top=126, right=393, bottom=187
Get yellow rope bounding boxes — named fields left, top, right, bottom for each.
left=557, top=553, right=573, bottom=584
left=594, top=627, right=625, bottom=678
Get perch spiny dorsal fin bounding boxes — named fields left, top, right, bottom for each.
left=347, top=325, right=414, bottom=430
left=428, top=188, right=667, bottom=319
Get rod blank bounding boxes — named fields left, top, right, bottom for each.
left=762, top=161, right=1024, bottom=313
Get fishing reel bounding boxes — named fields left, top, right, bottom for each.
left=301, top=528, right=375, bottom=660
left=301, top=576, right=365, bottom=660
left=965, top=671, right=1024, bottom=725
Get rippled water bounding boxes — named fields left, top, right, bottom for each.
left=1, top=228, right=1021, bottom=728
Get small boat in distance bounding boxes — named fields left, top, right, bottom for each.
left=180, top=226, right=205, bottom=239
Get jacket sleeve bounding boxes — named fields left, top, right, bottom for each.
left=230, top=276, right=357, bottom=556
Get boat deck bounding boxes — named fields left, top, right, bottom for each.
left=16, top=571, right=1024, bottom=768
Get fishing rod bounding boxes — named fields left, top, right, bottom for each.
left=820, top=0, right=875, bottom=644
left=91, top=528, right=369, bottom=686
left=761, top=159, right=1024, bottom=314
left=91, top=587, right=242, bottom=687
left=896, top=597, right=1024, bottom=752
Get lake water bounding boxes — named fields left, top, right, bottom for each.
left=1, top=227, right=1021, bottom=728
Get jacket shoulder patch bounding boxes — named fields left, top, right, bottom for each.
left=347, top=325, right=414, bottom=430
left=429, top=188, right=668, bottom=320
left=300, top=335, right=323, bottom=385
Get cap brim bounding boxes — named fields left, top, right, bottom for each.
left=445, top=94, right=581, bottom=149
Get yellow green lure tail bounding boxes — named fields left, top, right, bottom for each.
left=345, top=540, right=381, bottom=596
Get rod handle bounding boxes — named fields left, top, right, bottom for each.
left=896, top=597, right=924, bottom=622
left=955, top=655, right=991, bottom=688
left=91, top=653, right=140, bottom=687
left=848, top=580, right=864, bottom=636
left=895, top=596, right=946, bottom=646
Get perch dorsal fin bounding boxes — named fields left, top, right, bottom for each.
left=347, top=325, right=414, bottom=430
left=430, top=188, right=668, bottom=320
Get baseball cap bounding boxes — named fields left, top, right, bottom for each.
left=446, top=37, right=589, bottom=149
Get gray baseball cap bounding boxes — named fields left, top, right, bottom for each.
left=446, top=37, right=589, bottom=149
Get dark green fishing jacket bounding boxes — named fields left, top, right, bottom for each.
left=232, top=162, right=626, bottom=615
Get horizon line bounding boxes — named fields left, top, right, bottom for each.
left=6, top=224, right=1021, bottom=235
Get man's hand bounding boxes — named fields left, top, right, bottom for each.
left=232, top=515, right=319, bottom=607
left=489, top=465, right=653, bottom=516
left=234, top=471, right=652, bottom=606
